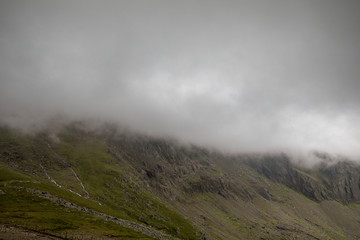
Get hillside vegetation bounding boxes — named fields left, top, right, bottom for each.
left=1, top=123, right=360, bottom=239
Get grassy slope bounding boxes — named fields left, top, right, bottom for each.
left=170, top=158, right=360, bottom=240
left=0, top=165, right=153, bottom=239
left=2, top=126, right=360, bottom=239
left=0, top=127, right=199, bottom=239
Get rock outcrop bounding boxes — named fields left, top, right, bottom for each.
left=246, top=154, right=360, bottom=203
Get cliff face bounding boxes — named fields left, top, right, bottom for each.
left=245, top=155, right=328, bottom=201
left=2, top=124, right=360, bottom=240
left=321, top=161, right=360, bottom=202
left=246, top=154, right=360, bottom=203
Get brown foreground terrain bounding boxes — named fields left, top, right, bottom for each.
left=0, top=224, right=63, bottom=240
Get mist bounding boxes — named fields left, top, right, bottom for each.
left=1, top=0, right=360, bottom=157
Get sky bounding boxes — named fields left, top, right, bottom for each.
left=1, top=0, right=360, bottom=156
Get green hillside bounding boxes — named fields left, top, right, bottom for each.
left=1, top=124, right=360, bottom=239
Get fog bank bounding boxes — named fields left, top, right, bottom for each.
left=1, top=0, right=360, bottom=157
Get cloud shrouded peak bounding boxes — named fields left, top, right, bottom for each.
left=1, top=0, right=360, bottom=157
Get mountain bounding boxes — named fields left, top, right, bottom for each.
left=1, top=123, right=360, bottom=239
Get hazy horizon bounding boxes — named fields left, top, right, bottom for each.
left=1, top=0, right=360, bottom=157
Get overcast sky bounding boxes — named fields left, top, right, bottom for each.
left=1, top=0, right=360, bottom=156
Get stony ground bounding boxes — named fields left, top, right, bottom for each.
left=0, top=224, right=63, bottom=240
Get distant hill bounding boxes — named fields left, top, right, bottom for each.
left=1, top=123, right=360, bottom=239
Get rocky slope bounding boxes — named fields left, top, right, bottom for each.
left=1, top=123, right=360, bottom=239
left=246, top=154, right=360, bottom=203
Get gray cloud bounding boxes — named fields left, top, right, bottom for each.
left=1, top=0, right=360, bottom=156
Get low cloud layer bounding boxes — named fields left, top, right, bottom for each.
left=1, top=0, right=360, bottom=156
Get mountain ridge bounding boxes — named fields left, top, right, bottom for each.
left=1, top=123, right=360, bottom=239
